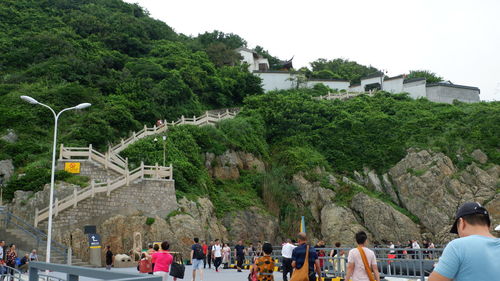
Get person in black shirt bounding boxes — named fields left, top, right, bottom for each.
left=105, top=245, right=113, bottom=270
left=234, top=240, right=246, bottom=272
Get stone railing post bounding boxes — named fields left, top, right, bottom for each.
left=34, top=208, right=39, bottom=227
left=132, top=131, right=137, bottom=140
left=125, top=166, right=130, bottom=186
left=155, top=163, right=159, bottom=179
left=54, top=198, right=59, bottom=217
left=91, top=180, right=95, bottom=198
left=88, top=144, right=92, bottom=160
left=153, top=124, right=157, bottom=132
left=104, top=152, right=109, bottom=169
left=141, top=162, right=144, bottom=180
left=169, top=163, right=173, bottom=180
left=73, top=188, right=77, bottom=208
left=121, top=138, right=125, bottom=147
left=106, top=179, right=111, bottom=196
left=59, top=144, right=64, bottom=160
left=181, top=115, right=185, bottom=124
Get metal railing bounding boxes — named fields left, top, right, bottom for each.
left=0, top=208, right=68, bottom=264
left=228, top=247, right=442, bottom=281
left=28, top=262, right=161, bottom=281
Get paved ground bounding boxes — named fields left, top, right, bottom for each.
left=39, top=266, right=423, bottom=281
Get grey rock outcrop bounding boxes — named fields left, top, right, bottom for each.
left=389, top=149, right=498, bottom=234
left=1, top=129, right=18, bottom=143
left=222, top=207, right=279, bottom=243
left=321, top=203, right=369, bottom=245
left=293, top=173, right=336, bottom=222
left=0, top=159, right=14, bottom=186
left=204, top=150, right=265, bottom=180
left=471, top=149, right=488, bottom=164
left=350, top=193, right=420, bottom=242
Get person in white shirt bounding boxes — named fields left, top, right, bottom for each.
left=281, top=239, right=297, bottom=281
left=389, top=242, right=395, bottom=254
left=211, top=239, right=222, bottom=272
left=412, top=240, right=421, bottom=259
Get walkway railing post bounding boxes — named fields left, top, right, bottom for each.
left=59, top=144, right=64, bottom=160
left=419, top=249, right=425, bottom=281
left=28, top=265, right=39, bottom=281
left=88, top=144, right=92, bottom=160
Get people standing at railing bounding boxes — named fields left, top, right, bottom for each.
left=18, top=254, right=29, bottom=273
left=246, top=243, right=256, bottom=264
left=329, top=242, right=345, bottom=274
left=152, top=241, right=173, bottom=281
left=5, top=244, right=17, bottom=280
left=251, top=243, right=275, bottom=281
left=156, top=119, right=164, bottom=127
left=314, top=240, right=326, bottom=271
left=344, top=231, right=380, bottom=281
left=29, top=249, right=38, bottom=261
left=411, top=239, right=420, bottom=259
left=281, top=239, right=296, bottom=281
left=222, top=243, right=231, bottom=269
left=291, top=232, right=321, bottom=281
left=429, top=202, right=500, bottom=281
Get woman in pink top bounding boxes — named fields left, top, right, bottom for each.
left=152, top=241, right=174, bottom=281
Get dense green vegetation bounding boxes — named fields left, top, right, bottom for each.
left=243, top=90, right=500, bottom=173
left=1, top=0, right=498, bottom=234
left=0, top=0, right=263, bottom=197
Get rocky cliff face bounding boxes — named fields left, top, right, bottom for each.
left=204, top=150, right=265, bottom=180
left=389, top=149, right=498, bottom=236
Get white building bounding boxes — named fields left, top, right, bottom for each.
left=238, top=49, right=480, bottom=103
left=236, top=47, right=270, bottom=72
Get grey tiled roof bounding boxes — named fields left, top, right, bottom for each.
left=426, top=83, right=480, bottom=92
left=403, top=77, right=426, bottom=84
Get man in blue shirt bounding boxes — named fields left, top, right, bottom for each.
left=291, top=232, right=321, bottom=281
left=429, top=202, right=500, bottom=281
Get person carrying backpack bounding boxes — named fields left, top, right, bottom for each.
left=191, top=238, right=204, bottom=281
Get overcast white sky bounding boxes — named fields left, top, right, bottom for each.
left=124, top=0, right=500, bottom=101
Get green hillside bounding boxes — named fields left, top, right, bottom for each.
left=1, top=0, right=499, bottom=227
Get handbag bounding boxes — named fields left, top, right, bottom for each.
left=169, top=253, right=185, bottom=279
left=357, top=246, right=376, bottom=281
left=290, top=245, right=309, bottom=281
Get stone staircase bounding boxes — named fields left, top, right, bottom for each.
left=0, top=208, right=94, bottom=267
left=35, top=109, right=239, bottom=226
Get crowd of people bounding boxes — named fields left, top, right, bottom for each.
left=0, top=241, right=38, bottom=278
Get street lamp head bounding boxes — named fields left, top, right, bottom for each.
left=154, top=138, right=158, bottom=142
left=75, top=103, right=91, bottom=110
left=20, top=95, right=39, bottom=105
left=162, top=135, right=167, bottom=141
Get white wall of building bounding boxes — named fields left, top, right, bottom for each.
left=255, top=72, right=295, bottom=92
left=307, top=80, right=350, bottom=91
left=382, top=77, right=404, bottom=93
left=426, top=85, right=480, bottom=104
left=361, top=76, right=384, bottom=91
left=349, top=85, right=363, bottom=92
left=238, top=50, right=255, bottom=72
left=403, top=80, right=427, bottom=99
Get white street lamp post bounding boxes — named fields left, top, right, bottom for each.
left=21, top=95, right=91, bottom=264
left=154, top=135, right=167, bottom=166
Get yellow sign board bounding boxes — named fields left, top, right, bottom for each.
left=64, top=162, right=81, bottom=174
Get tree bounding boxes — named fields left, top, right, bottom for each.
left=205, top=42, right=242, bottom=67
left=407, top=70, right=444, bottom=83
left=254, top=46, right=282, bottom=70
left=310, top=58, right=379, bottom=84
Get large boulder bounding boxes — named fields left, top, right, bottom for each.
left=389, top=149, right=498, bottom=235
left=222, top=207, right=280, bottom=244
left=293, top=173, right=336, bottom=223
left=0, top=159, right=14, bottom=186
left=176, top=197, right=227, bottom=242
left=320, top=203, right=370, bottom=246
left=350, top=193, right=420, bottom=243
left=204, top=150, right=265, bottom=180
left=471, top=149, right=488, bottom=164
